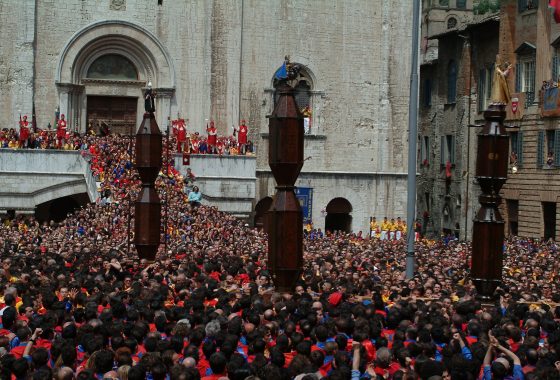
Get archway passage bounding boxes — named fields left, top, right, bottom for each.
left=325, top=197, right=352, bottom=233
left=87, top=96, right=138, bottom=135
left=254, top=196, right=273, bottom=230
left=35, top=193, right=90, bottom=222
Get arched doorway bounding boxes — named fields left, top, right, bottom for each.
left=35, top=193, right=90, bottom=222
left=56, top=20, right=176, bottom=133
left=254, top=196, right=273, bottom=230
left=85, top=54, right=139, bottom=135
left=325, top=197, right=352, bottom=233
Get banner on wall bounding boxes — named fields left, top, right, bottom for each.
left=505, top=92, right=525, bottom=121
left=541, top=87, right=560, bottom=117
left=294, top=187, right=313, bottom=224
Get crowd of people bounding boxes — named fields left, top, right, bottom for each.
left=1, top=134, right=560, bottom=380
left=2, top=116, right=254, bottom=157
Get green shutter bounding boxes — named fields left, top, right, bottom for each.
left=515, top=63, right=522, bottom=93
left=517, top=132, right=523, bottom=167
left=553, top=56, right=559, bottom=82
left=478, top=69, right=485, bottom=111
left=451, top=136, right=456, bottom=164
left=554, top=130, right=560, bottom=166
left=441, top=136, right=445, bottom=165
left=537, top=131, right=544, bottom=168
left=419, top=136, right=424, bottom=162
left=477, top=69, right=486, bottom=112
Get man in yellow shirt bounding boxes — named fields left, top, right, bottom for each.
left=370, top=217, right=380, bottom=238
left=389, top=218, right=398, bottom=240
left=381, top=217, right=390, bottom=240
left=396, top=216, right=405, bottom=240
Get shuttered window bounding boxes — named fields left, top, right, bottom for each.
left=478, top=69, right=486, bottom=112
left=516, top=55, right=536, bottom=108
left=447, top=60, right=457, bottom=103
left=515, top=63, right=522, bottom=93
left=448, top=135, right=456, bottom=165
left=555, top=130, right=560, bottom=167
left=553, top=55, right=560, bottom=82
left=537, top=131, right=544, bottom=168
left=441, top=136, right=446, bottom=165
left=518, top=0, right=538, bottom=12
left=517, top=132, right=523, bottom=167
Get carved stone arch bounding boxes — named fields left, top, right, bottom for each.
left=268, top=59, right=319, bottom=90
left=56, top=20, right=176, bottom=133
left=266, top=58, right=325, bottom=134
left=76, top=44, right=152, bottom=84
left=57, top=20, right=175, bottom=87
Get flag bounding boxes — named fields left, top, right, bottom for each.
left=274, top=61, right=288, bottom=81
left=551, top=0, right=560, bottom=23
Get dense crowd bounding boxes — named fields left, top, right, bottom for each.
left=1, top=135, right=560, bottom=380
left=1, top=119, right=254, bottom=156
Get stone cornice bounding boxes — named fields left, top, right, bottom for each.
left=56, top=83, right=85, bottom=93
left=82, top=78, right=145, bottom=86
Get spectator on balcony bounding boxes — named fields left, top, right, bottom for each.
left=547, top=151, right=554, bottom=168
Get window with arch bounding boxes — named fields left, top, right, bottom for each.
left=273, top=66, right=313, bottom=109
left=272, top=64, right=316, bottom=134
left=447, top=60, right=457, bottom=103
left=86, top=54, right=138, bottom=80
left=447, top=17, right=457, bottom=29
left=294, top=80, right=311, bottom=110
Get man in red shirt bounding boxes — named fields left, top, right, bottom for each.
left=56, top=114, right=67, bottom=149
left=175, top=118, right=187, bottom=153
left=235, top=119, right=248, bottom=155
left=206, top=120, right=217, bottom=154
left=19, top=116, right=30, bottom=148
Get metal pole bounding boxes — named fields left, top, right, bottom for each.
left=127, top=123, right=132, bottom=256
left=164, top=118, right=170, bottom=255
left=406, top=0, right=421, bottom=279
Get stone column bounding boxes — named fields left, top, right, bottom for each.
left=155, top=87, right=175, bottom=132
left=57, top=83, right=71, bottom=126
left=71, top=85, right=85, bottom=133
left=57, top=83, right=84, bottom=133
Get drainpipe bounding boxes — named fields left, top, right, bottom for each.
left=464, top=30, right=474, bottom=244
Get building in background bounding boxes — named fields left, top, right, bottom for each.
left=419, top=0, right=558, bottom=240
left=418, top=0, right=499, bottom=239
left=0, top=0, right=413, bottom=233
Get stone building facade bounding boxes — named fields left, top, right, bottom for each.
left=0, top=0, right=413, bottom=233
left=420, top=0, right=560, bottom=240
left=498, top=0, right=560, bottom=240
left=418, top=0, right=499, bottom=239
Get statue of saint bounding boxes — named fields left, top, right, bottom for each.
left=144, top=82, right=156, bottom=113
left=490, top=54, right=513, bottom=105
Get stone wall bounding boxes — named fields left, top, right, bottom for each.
left=0, top=0, right=414, bottom=231
left=173, top=154, right=256, bottom=218
left=417, top=18, right=499, bottom=239
left=0, top=150, right=97, bottom=211
left=0, top=0, right=35, bottom=126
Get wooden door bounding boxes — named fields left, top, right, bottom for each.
left=87, top=96, right=137, bottom=135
